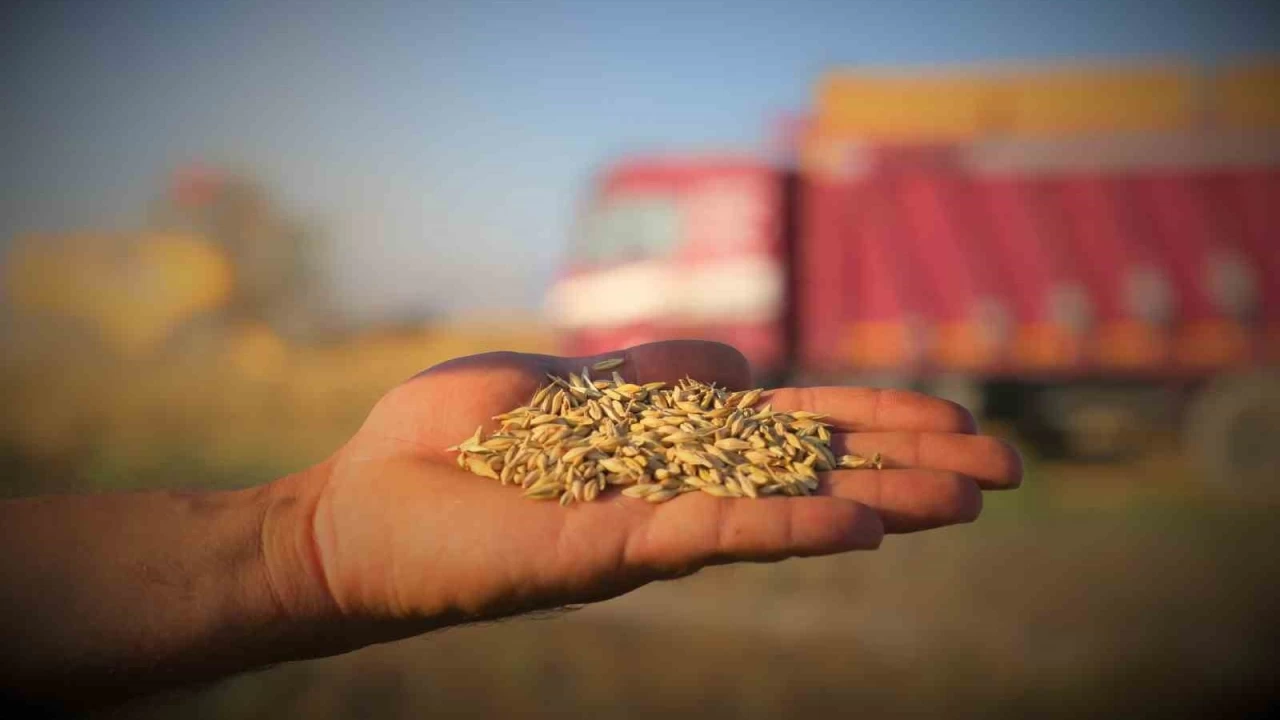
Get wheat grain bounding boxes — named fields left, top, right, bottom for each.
left=591, top=357, right=626, bottom=371
left=449, top=373, right=878, bottom=505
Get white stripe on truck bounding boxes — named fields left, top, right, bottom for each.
left=547, top=257, right=785, bottom=329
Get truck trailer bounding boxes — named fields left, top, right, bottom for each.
left=547, top=61, right=1280, bottom=487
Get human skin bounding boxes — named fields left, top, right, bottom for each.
left=0, top=341, right=1020, bottom=707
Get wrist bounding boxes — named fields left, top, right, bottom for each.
left=257, top=457, right=341, bottom=626
left=255, top=456, right=440, bottom=658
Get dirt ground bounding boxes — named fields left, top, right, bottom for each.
left=111, top=465, right=1280, bottom=719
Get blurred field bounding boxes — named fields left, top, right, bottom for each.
left=0, top=320, right=554, bottom=497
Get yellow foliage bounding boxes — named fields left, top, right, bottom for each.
left=5, top=232, right=233, bottom=354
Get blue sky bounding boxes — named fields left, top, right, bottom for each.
left=3, top=0, right=1278, bottom=320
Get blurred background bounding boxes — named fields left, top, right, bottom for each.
left=3, top=0, right=1279, bottom=716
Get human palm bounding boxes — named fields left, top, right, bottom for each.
left=308, top=341, right=1020, bottom=628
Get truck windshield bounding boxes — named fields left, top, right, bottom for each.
left=575, top=195, right=680, bottom=266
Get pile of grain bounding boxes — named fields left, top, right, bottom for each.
left=448, top=358, right=880, bottom=506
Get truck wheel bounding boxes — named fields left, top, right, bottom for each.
left=1183, top=372, right=1280, bottom=494
left=1040, top=384, right=1174, bottom=462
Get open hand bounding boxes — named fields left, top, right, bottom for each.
left=298, top=341, right=1021, bottom=631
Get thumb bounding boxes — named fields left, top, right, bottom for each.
left=558, top=340, right=752, bottom=390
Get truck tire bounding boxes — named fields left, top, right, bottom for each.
left=1183, top=372, right=1280, bottom=494
left=1038, top=383, right=1175, bottom=462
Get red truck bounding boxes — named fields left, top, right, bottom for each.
left=547, top=63, right=1280, bottom=487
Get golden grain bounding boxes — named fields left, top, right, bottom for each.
left=450, top=374, right=877, bottom=505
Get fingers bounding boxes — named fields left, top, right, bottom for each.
left=622, top=495, right=883, bottom=574
left=817, top=431, right=1021, bottom=533
left=560, top=340, right=752, bottom=390
left=820, top=469, right=982, bottom=533
left=763, top=387, right=977, bottom=434
left=830, top=432, right=1022, bottom=489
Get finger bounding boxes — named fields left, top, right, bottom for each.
left=830, top=433, right=1022, bottom=489
left=821, top=469, right=983, bottom=533
left=621, top=495, right=883, bottom=575
left=557, top=340, right=752, bottom=390
left=763, top=387, right=977, bottom=434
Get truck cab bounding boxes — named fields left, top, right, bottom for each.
left=547, top=156, right=790, bottom=377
